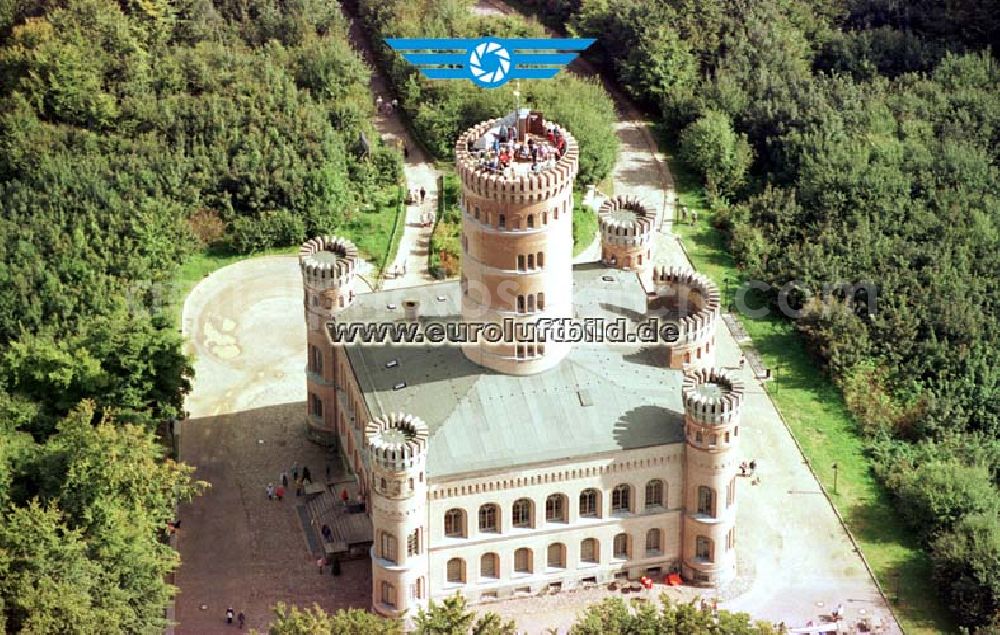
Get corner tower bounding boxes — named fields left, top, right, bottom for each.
left=647, top=266, right=720, bottom=371
left=598, top=195, right=655, bottom=272
left=681, top=368, right=742, bottom=587
left=299, top=236, right=359, bottom=443
left=366, top=413, right=430, bottom=620
left=454, top=112, right=580, bottom=375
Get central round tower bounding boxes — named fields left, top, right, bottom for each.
left=454, top=112, right=580, bottom=375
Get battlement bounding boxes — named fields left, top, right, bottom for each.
left=682, top=368, right=744, bottom=425
left=649, top=266, right=721, bottom=346
left=599, top=195, right=655, bottom=244
left=365, top=412, right=429, bottom=472
left=454, top=118, right=580, bottom=204
left=299, top=235, right=359, bottom=289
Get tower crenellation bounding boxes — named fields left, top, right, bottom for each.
left=682, top=368, right=744, bottom=426
left=598, top=195, right=655, bottom=271
left=648, top=266, right=721, bottom=370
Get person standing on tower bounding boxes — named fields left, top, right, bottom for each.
left=419, top=187, right=426, bottom=203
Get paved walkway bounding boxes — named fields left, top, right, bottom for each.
left=348, top=16, right=438, bottom=291
left=174, top=257, right=371, bottom=634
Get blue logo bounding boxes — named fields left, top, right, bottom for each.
left=385, top=38, right=595, bottom=89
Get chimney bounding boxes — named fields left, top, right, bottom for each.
left=403, top=299, right=420, bottom=321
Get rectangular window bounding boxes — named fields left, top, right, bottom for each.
left=381, top=581, right=395, bottom=607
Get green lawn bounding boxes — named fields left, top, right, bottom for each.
left=573, top=196, right=598, bottom=257
left=663, top=135, right=954, bottom=634
left=170, top=188, right=406, bottom=317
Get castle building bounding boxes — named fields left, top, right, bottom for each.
left=298, top=113, right=739, bottom=620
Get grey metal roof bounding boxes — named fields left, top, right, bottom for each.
left=338, top=265, right=685, bottom=479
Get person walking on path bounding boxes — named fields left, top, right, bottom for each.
left=226, top=607, right=234, bottom=624
left=237, top=612, right=245, bottom=629
left=316, top=557, right=325, bottom=575
left=275, top=484, right=285, bottom=501
left=295, top=476, right=303, bottom=497
left=291, top=464, right=298, bottom=482
left=266, top=483, right=274, bottom=501
left=375, top=95, right=382, bottom=112
left=419, top=187, right=426, bottom=203
left=280, top=471, right=288, bottom=488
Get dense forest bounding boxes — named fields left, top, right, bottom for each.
left=0, top=0, right=398, bottom=629
left=352, top=0, right=617, bottom=280
left=354, top=0, right=618, bottom=187
left=506, top=0, right=1000, bottom=628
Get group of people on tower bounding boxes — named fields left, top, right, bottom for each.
left=470, top=124, right=567, bottom=176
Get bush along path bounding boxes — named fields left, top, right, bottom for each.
left=344, top=8, right=439, bottom=291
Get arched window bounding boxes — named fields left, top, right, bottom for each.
left=579, top=489, right=600, bottom=518
left=518, top=254, right=525, bottom=271
left=545, top=494, right=567, bottom=523
left=611, top=484, right=631, bottom=514
left=527, top=214, right=534, bottom=228
left=537, top=251, right=544, bottom=267
left=645, top=480, right=664, bottom=508
left=613, top=533, right=629, bottom=559
left=697, top=486, right=715, bottom=517
left=444, top=509, right=466, bottom=537
left=542, top=211, right=548, bottom=224
left=479, top=504, right=499, bottom=533
left=580, top=538, right=599, bottom=564
left=517, top=295, right=525, bottom=313
left=527, top=254, right=534, bottom=269
left=546, top=543, right=565, bottom=569
left=480, top=552, right=499, bottom=579
left=512, top=498, right=533, bottom=528
left=514, top=547, right=532, bottom=573
left=646, top=528, right=662, bottom=555
left=527, top=295, right=535, bottom=312
left=380, top=531, right=397, bottom=563
left=474, top=206, right=480, bottom=219
left=380, top=581, right=396, bottom=607
left=447, top=557, right=466, bottom=583
left=696, top=536, right=713, bottom=561
left=537, top=292, right=545, bottom=310
left=725, top=431, right=730, bottom=443
left=498, top=214, right=506, bottom=229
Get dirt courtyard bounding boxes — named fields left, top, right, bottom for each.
left=173, top=257, right=371, bottom=634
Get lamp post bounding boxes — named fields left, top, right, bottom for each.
left=832, top=462, right=839, bottom=495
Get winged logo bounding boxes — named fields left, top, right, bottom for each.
left=385, top=38, right=595, bottom=89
